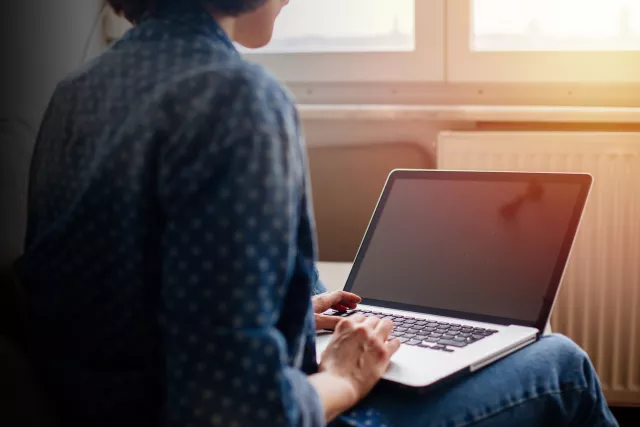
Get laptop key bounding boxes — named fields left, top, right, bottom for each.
left=404, top=333, right=416, bottom=338
left=407, top=328, right=421, bottom=334
left=404, top=319, right=416, bottom=324
left=422, top=327, right=436, bottom=332
left=453, top=336, right=466, bottom=342
left=331, top=310, right=354, bottom=317
left=391, top=331, right=404, bottom=337
left=397, top=337, right=409, bottom=343
left=471, top=334, right=486, bottom=340
left=423, top=337, right=438, bottom=343
left=415, top=321, right=427, bottom=326
left=437, top=339, right=468, bottom=348
left=396, top=327, right=408, bottom=332
left=415, top=335, right=427, bottom=341
left=406, top=339, right=421, bottom=346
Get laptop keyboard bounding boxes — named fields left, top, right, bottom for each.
left=333, top=309, right=498, bottom=353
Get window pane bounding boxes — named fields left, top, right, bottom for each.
left=473, top=0, right=640, bottom=51
left=241, top=0, right=415, bottom=53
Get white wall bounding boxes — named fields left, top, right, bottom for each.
left=0, top=0, right=104, bottom=274
left=4, top=0, right=104, bottom=129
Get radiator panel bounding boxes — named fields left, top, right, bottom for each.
left=438, top=132, right=640, bottom=405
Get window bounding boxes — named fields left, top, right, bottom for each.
left=103, top=0, right=640, bottom=86
left=448, top=0, right=640, bottom=82
left=242, top=0, right=415, bottom=54
left=243, top=0, right=443, bottom=82
left=473, top=0, right=640, bottom=52
left=104, top=1, right=443, bottom=82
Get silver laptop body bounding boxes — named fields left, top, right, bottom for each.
left=316, top=169, right=592, bottom=388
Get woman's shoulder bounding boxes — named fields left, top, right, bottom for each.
left=157, top=59, right=299, bottom=136
left=186, top=59, right=296, bottom=112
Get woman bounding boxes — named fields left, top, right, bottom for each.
left=17, top=0, right=618, bottom=426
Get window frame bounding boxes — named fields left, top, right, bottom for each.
left=244, top=0, right=444, bottom=83
left=447, top=0, right=640, bottom=83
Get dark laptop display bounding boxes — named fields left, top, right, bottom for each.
left=345, top=171, right=592, bottom=330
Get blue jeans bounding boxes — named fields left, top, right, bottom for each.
left=337, top=334, right=617, bottom=427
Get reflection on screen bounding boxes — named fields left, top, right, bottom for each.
left=349, top=177, right=582, bottom=323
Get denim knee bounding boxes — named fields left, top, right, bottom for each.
left=539, top=335, right=616, bottom=425
left=541, top=333, right=589, bottom=361
left=532, top=334, right=594, bottom=387
left=538, top=333, right=606, bottom=396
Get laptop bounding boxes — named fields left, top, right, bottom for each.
left=315, top=169, right=592, bottom=388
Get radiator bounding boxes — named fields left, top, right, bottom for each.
left=437, top=131, right=640, bottom=406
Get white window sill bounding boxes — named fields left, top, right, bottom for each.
left=298, top=105, right=640, bottom=124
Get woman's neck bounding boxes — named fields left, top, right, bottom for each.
left=211, top=14, right=236, bottom=40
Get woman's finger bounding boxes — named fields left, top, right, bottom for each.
left=314, top=314, right=341, bottom=331
left=330, top=292, right=361, bottom=309
left=363, top=315, right=382, bottom=330
left=385, top=338, right=402, bottom=356
left=350, top=313, right=366, bottom=323
left=373, top=318, right=394, bottom=340
left=332, top=304, right=349, bottom=312
left=318, top=291, right=362, bottom=312
left=336, top=291, right=362, bottom=304
left=333, top=302, right=358, bottom=310
left=312, top=291, right=344, bottom=313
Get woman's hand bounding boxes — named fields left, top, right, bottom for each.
left=312, top=291, right=362, bottom=330
left=318, top=314, right=401, bottom=404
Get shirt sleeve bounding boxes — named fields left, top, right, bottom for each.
left=157, top=68, right=325, bottom=427
left=312, top=267, right=328, bottom=295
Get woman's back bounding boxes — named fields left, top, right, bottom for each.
left=16, top=7, right=321, bottom=426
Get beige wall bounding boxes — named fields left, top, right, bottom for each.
left=304, top=117, right=640, bottom=261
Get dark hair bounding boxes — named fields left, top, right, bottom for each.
left=108, top=0, right=270, bottom=23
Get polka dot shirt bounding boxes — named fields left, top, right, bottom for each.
left=16, top=3, right=390, bottom=427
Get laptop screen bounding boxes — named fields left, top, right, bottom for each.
left=345, top=171, right=590, bottom=328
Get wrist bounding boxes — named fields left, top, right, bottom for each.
left=326, top=372, right=360, bottom=406
left=308, top=371, right=361, bottom=421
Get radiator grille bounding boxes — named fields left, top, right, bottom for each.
left=438, top=131, right=640, bottom=405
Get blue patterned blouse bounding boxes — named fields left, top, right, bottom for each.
left=14, top=3, right=362, bottom=427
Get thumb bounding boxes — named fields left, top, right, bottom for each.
left=315, top=314, right=341, bottom=331
left=385, top=338, right=402, bottom=356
